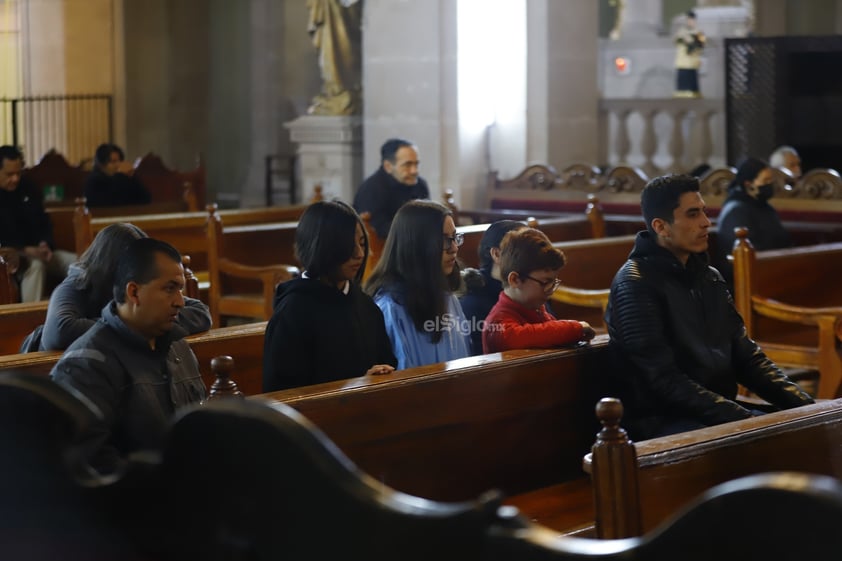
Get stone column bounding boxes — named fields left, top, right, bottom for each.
left=619, top=0, right=664, bottom=37
left=544, top=0, right=600, bottom=168
left=285, top=115, right=363, bottom=205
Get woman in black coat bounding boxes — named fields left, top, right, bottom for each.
left=262, top=200, right=396, bottom=391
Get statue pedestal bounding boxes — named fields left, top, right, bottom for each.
left=284, top=115, right=363, bottom=204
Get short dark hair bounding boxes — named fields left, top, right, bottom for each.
left=0, top=145, right=23, bottom=166
left=641, top=174, right=701, bottom=234
left=499, top=228, right=566, bottom=286
left=478, top=220, right=526, bottom=270
left=686, top=10, right=696, bottom=19
left=295, top=200, right=368, bottom=283
left=380, top=138, right=415, bottom=163
left=113, top=238, right=182, bottom=303
left=94, top=143, right=125, bottom=168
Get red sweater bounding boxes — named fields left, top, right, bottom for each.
left=482, top=292, right=585, bottom=353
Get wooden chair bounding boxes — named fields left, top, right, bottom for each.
left=206, top=208, right=299, bottom=326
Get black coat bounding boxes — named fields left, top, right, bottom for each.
left=459, top=267, right=502, bottom=355
left=352, top=168, right=429, bottom=239
left=715, top=189, right=791, bottom=284
left=604, top=231, right=812, bottom=438
left=262, top=277, right=396, bottom=392
left=0, top=178, right=54, bottom=249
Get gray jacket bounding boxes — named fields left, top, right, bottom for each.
left=40, top=264, right=212, bottom=351
left=51, top=301, right=206, bottom=473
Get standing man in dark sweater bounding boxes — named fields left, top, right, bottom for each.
left=353, top=138, right=430, bottom=240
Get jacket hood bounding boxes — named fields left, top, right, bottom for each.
left=273, top=276, right=356, bottom=309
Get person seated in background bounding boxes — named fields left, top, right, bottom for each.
left=30, top=223, right=211, bottom=352
left=0, top=145, right=76, bottom=302
left=353, top=138, right=429, bottom=240
left=84, top=143, right=151, bottom=207
left=483, top=228, right=594, bottom=354
left=459, top=220, right=526, bottom=355
left=51, top=238, right=207, bottom=474
left=262, top=201, right=396, bottom=392
left=715, top=157, right=791, bottom=285
left=769, top=145, right=802, bottom=181
left=604, top=174, right=812, bottom=440
left=365, top=200, right=470, bottom=369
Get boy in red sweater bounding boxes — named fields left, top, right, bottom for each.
left=482, top=228, right=595, bottom=353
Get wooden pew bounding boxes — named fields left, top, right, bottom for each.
left=260, top=337, right=612, bottom=527
left=21, top=150, right=203, bottom=210
left=72, top=204, right=311, bottom=296
left=0, top=302, right=50, bottom=355
left=0, top=257, right=199, bottom=355
left=206, top=214, right=300, bottom=325
left=732, top=230, right=842, bottom=399
left=548, top=234, right=636, bottom=328
left=585, top=396, right=842, bottom=539
left=488, top=471, right=842, bottom=561
left=0, top=252, right=19, bottom=305
left=13, top=372, right=842, bottom=560
left=0, top=321, right=266, bottom=395
left=486, top=162, right=842, bottom=223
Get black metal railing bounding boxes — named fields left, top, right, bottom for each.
left=0, top=94, right=112, bottom=164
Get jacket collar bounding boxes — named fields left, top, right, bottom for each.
left=630, top=230, right=710, bottom=281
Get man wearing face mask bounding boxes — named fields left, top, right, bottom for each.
left=716, top=157, right=792, bottom=286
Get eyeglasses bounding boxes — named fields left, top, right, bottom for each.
left=443, top=232, right=465, bottom=249
left=524, top=275, right=562, bottom=292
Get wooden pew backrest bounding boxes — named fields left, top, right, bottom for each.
left=261, top=337, right=611, bottom=502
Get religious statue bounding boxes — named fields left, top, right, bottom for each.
left=307, top=0, right=363, bottom=116
left=673, top=10, right=706, bottom=97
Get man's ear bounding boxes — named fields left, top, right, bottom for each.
left=490, top=246, right=502, bottom=264
left=382, top=159, right=394, bottom=174
left=125, top=281, right=140, bottom=305
left=651, top=217, right=670, bottom=238
left=744, top=181, right=759, bottom=197
left=506, top=270, right=520, bottom=287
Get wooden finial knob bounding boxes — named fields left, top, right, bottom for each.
left=595, top=397, right=629, bottom=444
left=207, top=355, right=243, bottom=400
left=312, top=185, right=324, bottom=202
left=206, top=203, right=218, bottom=215
left=735, top=226, right=749, bottom=240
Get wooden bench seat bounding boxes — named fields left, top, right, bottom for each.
left=503, top=477, right=595, bottom=535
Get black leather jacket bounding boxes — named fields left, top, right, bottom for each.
left=604, top=231, right=812, bottom=437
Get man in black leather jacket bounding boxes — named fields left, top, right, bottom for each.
left=604, top=174, right=813, bottom=440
